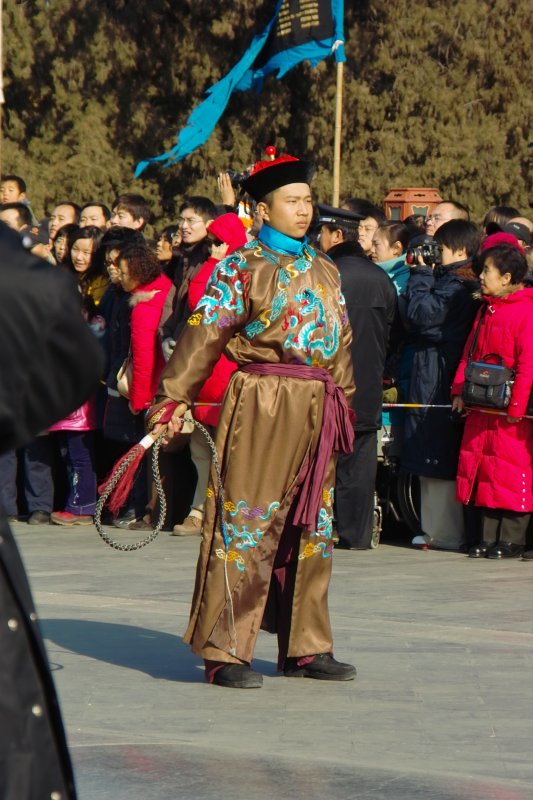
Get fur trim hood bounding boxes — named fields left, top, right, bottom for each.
left=128, top=288, right=160, bottom=308
left=128, top=273, right=172, bottom=308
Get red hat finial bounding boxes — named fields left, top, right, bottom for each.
left=265, top=145, right=277, bottom=160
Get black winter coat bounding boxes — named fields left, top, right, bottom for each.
left=401, top=264, right=479, bottom=479
left=101, top=284, right=144, bottom=443
left=328, top=241, right=397, bottom=430
left=0, top=223, right=104, bottom=799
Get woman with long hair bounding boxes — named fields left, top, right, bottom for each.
left=68, top=225, right=108, bottom=315
left=156, top=224, right=181, bottom=281
left=49, top=226, right=108, bottom=526
left=51, top=223, right=80, bottom=268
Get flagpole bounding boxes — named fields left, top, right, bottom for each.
left=332, top=59, right=344, bottom=205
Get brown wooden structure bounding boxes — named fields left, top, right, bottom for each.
left=383, top=188, right=443, bottom=221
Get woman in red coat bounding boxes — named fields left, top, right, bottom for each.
left=451, top=242, right=533, bottom=558
left=171, top=212, right=247, bottom=536
left=118, top=241, right=172, bottom=413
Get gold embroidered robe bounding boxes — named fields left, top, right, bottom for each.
left=157, top=239, right=354, bottom=664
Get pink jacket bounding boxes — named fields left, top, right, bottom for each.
left=48, top=399, right=96, bottom=432
left=129, top=273, right=172, bottom=412
left=451, top=288, right=533, bottom=510
left=187, top=214, right=247, bottom=427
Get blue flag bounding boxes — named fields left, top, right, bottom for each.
left=134, top=0, right=345, bottom=177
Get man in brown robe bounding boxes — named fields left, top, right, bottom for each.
left=152, top=154, right=357, bottom=688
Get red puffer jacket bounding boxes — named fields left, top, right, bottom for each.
left=129, top=273, right=172, bottom=412
left=187, top=214, right=247, bottom=427
left=451, top=288, right=533, bottom=511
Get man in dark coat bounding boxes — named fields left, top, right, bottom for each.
left=317, top=205, right=397, bottom=549
left=401, top=220, right=481, bottom=551
left=0, top=222, right=104, bottom=799
left=160, top=196, right=216, bottom=349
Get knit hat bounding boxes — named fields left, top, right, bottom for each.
left=206, top=213, right=248, bottom=253
left=480, top=232, right=525, bottom=254
left=242, top=150, right=315, bottom=202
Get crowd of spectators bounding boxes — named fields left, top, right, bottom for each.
left=1, top=170, right=532, bottom=559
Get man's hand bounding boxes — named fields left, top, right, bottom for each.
left=151, top=402, right=188, bottom=444
left=451, top=396, right=465, bottom=414
left=217, top=172, right=236, bottom=207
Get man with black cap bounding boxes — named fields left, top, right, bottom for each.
left=503, top=218, right=533, bottom=251
left=150, top=152, right=357, bottom=689
left=317, top=205, right=397, bottom=549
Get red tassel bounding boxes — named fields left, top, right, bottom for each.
left=98, top=444, right=145, bottom=517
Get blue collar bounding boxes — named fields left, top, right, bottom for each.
left=258, top=223, right=308, bottom=257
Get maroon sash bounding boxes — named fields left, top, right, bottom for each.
left=241, top=363, right=354, bottom=531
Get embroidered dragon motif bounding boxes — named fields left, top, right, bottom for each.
left=283, top=286, right=340, bottom=363
left=191, top=252, right=247, bottom=326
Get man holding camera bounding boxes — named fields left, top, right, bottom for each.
left=401, top=220, right=481, bottom=550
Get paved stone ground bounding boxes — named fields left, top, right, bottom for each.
left=12, top=520, right=533, bottom=800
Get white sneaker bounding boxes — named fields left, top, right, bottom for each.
left=411, top=534, right=433, bottom=550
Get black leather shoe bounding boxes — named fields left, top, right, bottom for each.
left=522, top=550, right=533, bottom=561
left=487, top=542, right=524, bottom=559
left=468, top=542, right=494, bottom=558
left=28, top=511, right=51, bottom=525
left=284, top=653, right=356, bottom=681
left=212, top=664, right=263, bottom=689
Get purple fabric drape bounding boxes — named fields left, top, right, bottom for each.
left=241, top=363, right=354, bottom=531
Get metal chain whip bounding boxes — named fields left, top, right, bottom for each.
left=94, top=419, right=227, bottom=552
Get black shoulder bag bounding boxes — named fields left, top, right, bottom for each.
left=462, top=306, right=515, bottom=410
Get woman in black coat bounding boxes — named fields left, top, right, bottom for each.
left=401, top=220, right=481, bottom=550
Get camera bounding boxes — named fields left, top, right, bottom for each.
left=226, top=168, right=250, bottom=188
left=406, top=236, right=442, bottom=267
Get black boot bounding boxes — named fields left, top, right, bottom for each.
left=212, top=663, right=263, bottom=689
left=284, top=653, right=356, bottom=681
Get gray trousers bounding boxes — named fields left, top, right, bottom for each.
left=481, top=508, right=531, bottom=546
